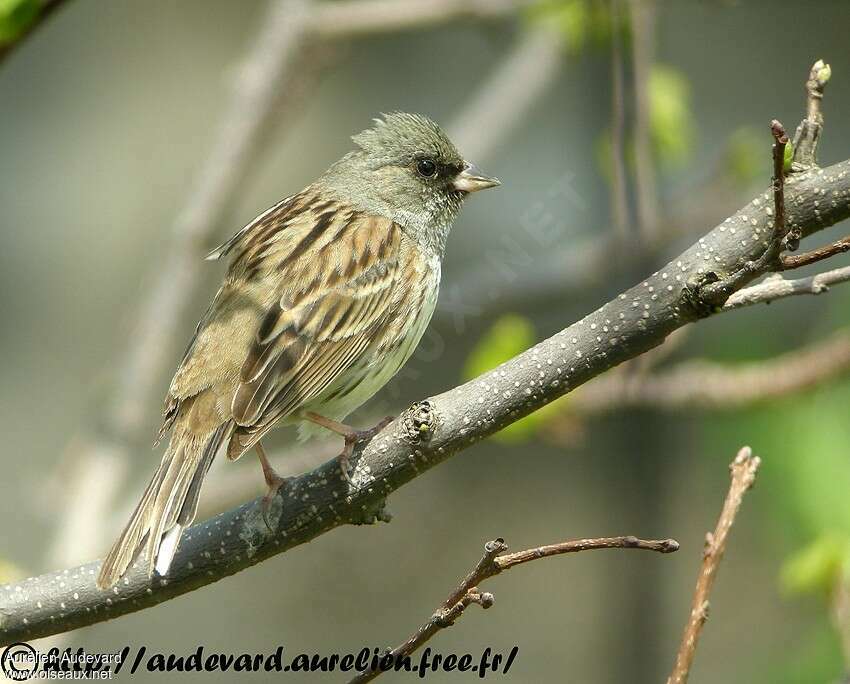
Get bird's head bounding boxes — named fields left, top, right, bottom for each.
left=322, top=112, right=500, bottom=255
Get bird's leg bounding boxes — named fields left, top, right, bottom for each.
left=255, top=441, right=291, bottom=531
left=302, top=412, right=394, bottom=482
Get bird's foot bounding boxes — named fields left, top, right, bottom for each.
left=255, top=442, right=292, bottom=531
left=337, top=415, right=394, bottom=482
left=302, top=412, right=394, bottom=482
left=260, top=471, right=292, bottom=531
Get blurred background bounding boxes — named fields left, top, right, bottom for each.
left=2, top=0, right=850, bottom=681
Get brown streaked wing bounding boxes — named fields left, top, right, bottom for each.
left=227, top=208, right=407, bottom=459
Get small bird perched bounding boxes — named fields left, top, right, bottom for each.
left=96, top=113, right=499, bottom=589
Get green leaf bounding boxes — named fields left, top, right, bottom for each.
left=780, top=533, right=850, bottom=597
left=649, top=64, right=694, bottom=168
left=0, top=0, right=40, bottom=45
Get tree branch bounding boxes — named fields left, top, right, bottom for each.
left=350, top=535, right=679, bottom=683
left=723, top=265, right=850, bottom=309
left=780, top=235, right=850, bottom=270
left=564, top=330, right=850, bottom=414
left=2, top=63, right=850, bottom=646
left=793, top=59, right=831, bottom=169
left=667, top=447, right=761, bottom=684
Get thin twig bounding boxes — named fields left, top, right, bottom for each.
left=350, top=536, right=679, bottom=683
left=770, top=120, right=794, bottom=249
left=723, top=265, right=850, bottom=309
left=780, top=235, right=850, bottom=271
left=667, top=447, right=761, bottom=684
left=698, top=119, right=792, bottom=306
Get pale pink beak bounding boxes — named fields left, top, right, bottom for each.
left=453, top=162, right=501, bottom=193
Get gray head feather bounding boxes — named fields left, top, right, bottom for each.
left=319, top=113, right=471, bottom=257
left=351, top=112, right=464, bottom=170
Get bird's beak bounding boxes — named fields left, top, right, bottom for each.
left=453, top=162, right=501, bottom=193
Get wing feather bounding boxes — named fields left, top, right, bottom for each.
left=224, top=198, right=411, bottom=459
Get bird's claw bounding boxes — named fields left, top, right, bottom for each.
left=339, top=415, right=394, bottom=482
left=260, top=472, right=291, bottom=531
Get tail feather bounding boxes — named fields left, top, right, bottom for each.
left=96, top=422, right=230, bottom=590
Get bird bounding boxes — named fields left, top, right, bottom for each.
left=95, top=112, right=500, bottom=589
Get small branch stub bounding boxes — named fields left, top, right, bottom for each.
left=793, top=59, right=831, bottom=169
left=770, top=120, right=796, bottom=251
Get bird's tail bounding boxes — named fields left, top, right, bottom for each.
left=96, top=416, right=231, bottom=590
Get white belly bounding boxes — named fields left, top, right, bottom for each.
left=296, top=266, right=440, bottom=440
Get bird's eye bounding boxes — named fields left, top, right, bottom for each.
left=416, top=158, right=437, bottom=178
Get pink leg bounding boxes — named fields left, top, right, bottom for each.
left=302, top=412, right=394, bottom=481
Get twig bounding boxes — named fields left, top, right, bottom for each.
left=311, top=0, right=532, bottom=39
left=723, top=265, right=850, bottom=309
left=698, top=119, right=792, bottom=306
left=770, top=120, right=794, bottom=249
left=780, top=235, right=850, bottom=271
left=350, top=536, right=679, bottom=683
left=793, top=59, right=831, bottom=169
left=667, top=447, right=761, bottom=684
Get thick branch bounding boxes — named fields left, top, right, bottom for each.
left=2, top=153, right=848, bottom=645
left=350, top=536, right=678, bottom=683
left=667, top=447, right=761, bottom=684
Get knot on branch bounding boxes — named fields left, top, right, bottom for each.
left=352, top=498, right=393, bottom=526
left=402, top=401, right=436, bottom=444
left=682, top=273, right=724, bottom=317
